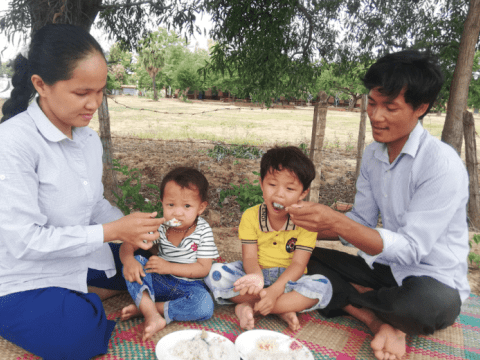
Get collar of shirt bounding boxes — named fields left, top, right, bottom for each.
left=374, top=121, right=425, bottom=165
left=27, top=99, right=92, bottom=147
left=258, top=203, right=296, bottom=232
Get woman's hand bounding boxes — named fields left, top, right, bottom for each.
left=103, top=212, right=164, bottom=250
left=122, top=259, right=146, bottom=285
left=234, top=273, right=265, bottom=296
left=144, top=256, right=170, bottom=275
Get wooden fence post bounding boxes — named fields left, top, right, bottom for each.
left=355, top=94, right=368, bottom=181
left=98, top=90, right=119, bottom=205
left=463, top=110, right=480, bottom=229
left=307, top=91, right=328, bottom=202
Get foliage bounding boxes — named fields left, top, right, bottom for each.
left=468, top=51, right=480, bottom=109
left=112, top=159, right=163, bottom=217
left=0, top=62, right=14, bottom=77
left=174, top=48, right=209, bottom=98
left=137, top=28, right=184, bottom=100
left=207, top=144, right=265, bottom=161
left=469, top=234, right=480, bottom=269
left=219, top=171, right=264, bottom=212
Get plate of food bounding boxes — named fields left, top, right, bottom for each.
left=235, top=329, right=314, bottom=360
left=155, top=329, right=240, bottom=360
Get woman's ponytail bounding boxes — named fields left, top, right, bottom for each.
left=1, top=54, right=35, bottom=123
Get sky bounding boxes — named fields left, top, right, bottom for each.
left=0, top=2, right=212, bottom=62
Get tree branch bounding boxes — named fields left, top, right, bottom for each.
left=99, top=1, right=169, bottom=11
left=296, top=1, right=313, bottom=59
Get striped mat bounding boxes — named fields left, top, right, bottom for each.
left=2, top=291, right=479, bottom=360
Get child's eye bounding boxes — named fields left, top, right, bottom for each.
left=287, top=187, right=294, bottom=191
left=184, top=204, right=191, bottom=208
left=167, top=204, right=174, bottom=207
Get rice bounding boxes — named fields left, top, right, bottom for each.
left=170, top=330, right=231, bottom=360
left=247, top=337, right=311, bottom=360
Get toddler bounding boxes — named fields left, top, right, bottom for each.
left=120, top=167, right=219, bottom=340
left=206, top=146, right=332, bottom=331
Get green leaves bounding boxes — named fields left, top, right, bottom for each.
left=112, top=159, right=163, bottom=217
left=219, top=171, right=264, bottom=212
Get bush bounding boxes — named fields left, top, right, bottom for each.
left=219, top=171, right=263, bottom=212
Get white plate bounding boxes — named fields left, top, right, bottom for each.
left=235, top=329, right=314, bottom=360
left=155, top=329, right=240, bottom=360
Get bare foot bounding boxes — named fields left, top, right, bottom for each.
left=278, top=312, right=300, bottom=331
left=142, top=313, right=167, bottom=341
left=120, top=304, right=142, bottom=321
left=235, top=302, right=255, bottom=330
left=370, top=323, right=406, bottom=360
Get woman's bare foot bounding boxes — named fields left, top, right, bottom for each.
left=120, top=304, right=142, bottom=321
left=235, top=302, right=255, bottom=330
left=278, top=312, right=300, bottom=331
left=142, top=313, right=167, bottom=341
left=370, top=323, right=406, bottom=360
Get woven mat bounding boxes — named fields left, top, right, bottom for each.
left=2, top=228, right=480, bottom=360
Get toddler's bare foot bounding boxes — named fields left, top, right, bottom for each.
left=142, top=313, right=166, bottom=341
left=120, top=304, right=142, bottom=321
left=370, top=323, right=406, bottom=360
left=278, top=312, right=300, bottom=331
left=235, top=302, right=255, bottom=330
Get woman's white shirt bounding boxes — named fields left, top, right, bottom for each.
left=0, top=100, right=123, bottom=297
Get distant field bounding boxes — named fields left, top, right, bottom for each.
left=1, top=96, right=479, bottom=156
left=88, top=96, right=467, bottom=149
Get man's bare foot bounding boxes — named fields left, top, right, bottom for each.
left=235, top=303, right=255, bottom=330
left=278, top=312, right=300, bottom=331
left=370, top=323, right=406, bottom=360
left=120, top=304, right=142, bottom=321
left=142, top=313, right=167, bottom=341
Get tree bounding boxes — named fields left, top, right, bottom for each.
left=174, top=48, right=209, bottom=99
left=467, top=51, right=480, bottom=109
left=137, top=27, right=184, bottom=101
left=441, top=0, right=480, bottom=154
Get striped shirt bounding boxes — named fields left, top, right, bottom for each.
left=153, top=216, right=219, bottom=280
left=343, top=122, right=470, bottom=301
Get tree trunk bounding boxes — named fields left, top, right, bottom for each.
left=463, top=110, right=480, bottom=229
left=307, top=91, right=328, bottom=202
left=98, top=90, right=119, bottom=205
left=152, top=75, right=158, bottom=101
left=441, top=0, right=480, bottom=154
left=355, top=94, right=368, bottom=181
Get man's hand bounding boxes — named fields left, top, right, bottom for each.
left=123, top=259, right=145, bottom=285
left=144, top=256, right=170, bottom=275
left=287, top=202, right=336, bottom=233
left=253, top=287, right=282, bottom=315
left=234, top=273, right=265, bottom=296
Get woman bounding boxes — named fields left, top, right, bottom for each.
left=0, top=24, right=163, bottom=359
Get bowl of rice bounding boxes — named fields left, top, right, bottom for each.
left=155, top=329, right=240, bottom=360
left=235, top=329, right=314, bottom=360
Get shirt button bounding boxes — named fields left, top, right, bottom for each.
left=83, top=181, right=88, bottom=185
left=273, top=242, right=277, bottom=245
left=0, top=175, right=5, bottom=180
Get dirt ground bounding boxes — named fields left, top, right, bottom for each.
left=111, top=135, right=480, bottom=296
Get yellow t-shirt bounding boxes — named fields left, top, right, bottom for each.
left=239, top=203, right=317, bottom=273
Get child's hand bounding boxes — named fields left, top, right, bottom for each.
left=123, top=259, right=146, bottom=285
left=234, top=274, right=264, bottom=296
left=145, top=256, right=170, bottom=274
left=253, top=287, right=282, bottom=315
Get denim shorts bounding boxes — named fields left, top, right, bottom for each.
left=205, top=260, right=332, bottom=312
left=124, top=255, right=214, bottom=324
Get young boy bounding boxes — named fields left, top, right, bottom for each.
left=205, top=146, right=332, bottom=331
left=120, top=167, right=219, bottom=341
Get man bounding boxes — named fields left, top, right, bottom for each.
left=287, top=50, right=470, bottom=360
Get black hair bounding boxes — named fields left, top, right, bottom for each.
left=260, top=146, right=315, bottom=191
left=160, top=167, right=209, bottom=202
left=362, top=50, right=444, bottom=119
left=1, top=24, right=105, bottom=123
